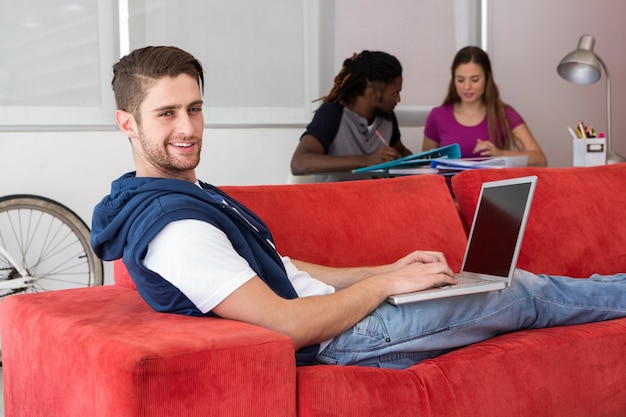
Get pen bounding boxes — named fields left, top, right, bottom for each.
left=374, top=129, right=389, bottom=147
left=578, top=121, right=587, bottom=139
left=568, top=126, right=578, bottom=140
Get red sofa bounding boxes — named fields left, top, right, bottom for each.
left=2, top=164, right=626, bottom=417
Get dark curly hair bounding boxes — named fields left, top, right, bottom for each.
left=320, top=50, right=402, bottom=106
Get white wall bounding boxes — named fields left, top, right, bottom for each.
left=2, top=0, right=625, bottom=282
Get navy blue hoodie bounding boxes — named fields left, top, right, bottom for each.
left=91, top=172, right=318, bottom=364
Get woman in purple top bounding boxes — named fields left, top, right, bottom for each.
left=423, top=47, right=547, bottom=166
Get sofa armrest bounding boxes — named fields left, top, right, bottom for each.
left=0, top=286, right=297, bottom=417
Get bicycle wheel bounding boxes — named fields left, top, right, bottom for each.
left=0, top=194, right=103, bottom=298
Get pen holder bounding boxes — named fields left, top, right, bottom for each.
left=573, top=138, right=606, bottom=167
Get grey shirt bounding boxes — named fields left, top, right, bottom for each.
left=301, top=101, right=401, bottom=182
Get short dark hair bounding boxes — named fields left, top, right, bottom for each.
left=321, top=50, right=402, bottom=105
left=111, top=46, right=205, bottom=118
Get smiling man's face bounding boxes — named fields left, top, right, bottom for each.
left=118, top=73, right=204, bottom=182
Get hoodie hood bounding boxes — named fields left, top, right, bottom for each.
left=91, top=172, right=216, bottom=261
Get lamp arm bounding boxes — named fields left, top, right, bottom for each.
left=596, top=55, right=612, bottom=148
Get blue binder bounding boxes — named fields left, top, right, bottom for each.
left=352, top=144, right=461, bottom=173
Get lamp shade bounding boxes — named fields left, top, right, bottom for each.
left=557, top=34, right=602, bottom=85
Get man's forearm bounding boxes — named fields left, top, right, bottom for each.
left=291, top=259, right=385, bottom=289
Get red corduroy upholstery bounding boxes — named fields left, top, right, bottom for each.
left=2, top=169, right=626, bottom=417
left=1, top=287, right=296, bottom=417
left=221, top=174, right=467, bottom=269
left=452, top=164, right=626, bottom=277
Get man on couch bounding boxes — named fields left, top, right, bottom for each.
left=91, top=46, right=626, bottom=369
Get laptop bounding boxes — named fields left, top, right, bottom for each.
left=387, top=175, right=537, bottom=304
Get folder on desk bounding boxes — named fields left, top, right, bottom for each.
left=430, top=155, right=528, bottom=171
left=352, top=144, right=461, bottom=173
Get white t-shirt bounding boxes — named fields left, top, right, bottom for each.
left=143, top=219, right=335, bottom=314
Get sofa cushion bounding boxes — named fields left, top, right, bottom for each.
left=294, top=318, right=626, bottom=417
left=409, top=318, right=626, bottom=417
left=221, top=175, right=467, bottom=269
left=297, top=365, right=431, bottom=417
left=451, top=164, right=626, bottom=277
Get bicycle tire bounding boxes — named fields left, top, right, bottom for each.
left=0, top=194, right=103, bottom=297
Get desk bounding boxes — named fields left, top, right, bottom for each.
left=290, top=168, right=456, bottom=184
left=297, top=156, right=529, bottom=183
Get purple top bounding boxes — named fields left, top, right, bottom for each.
left=424, top=104, right=525, bottom=158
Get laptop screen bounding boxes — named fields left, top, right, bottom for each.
left=462, top=180, right=534, bottom=277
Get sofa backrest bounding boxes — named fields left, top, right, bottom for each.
left=114, top=175, right=468, bottom=287
left=451, top=164, right=626, bottom=277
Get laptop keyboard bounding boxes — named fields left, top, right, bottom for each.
left=435, top=274, right=488, bottom=288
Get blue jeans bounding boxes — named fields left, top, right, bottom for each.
left=316, top=270, right=626, bottom=369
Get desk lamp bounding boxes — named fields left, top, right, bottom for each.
left=557, top=34, right=625, bottom=164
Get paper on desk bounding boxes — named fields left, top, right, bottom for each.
left=387, top=167, right=440, bottom=175
left=431, top=156, right=528, bottom=170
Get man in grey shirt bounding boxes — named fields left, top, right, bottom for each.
left=291, top=51, right=412, bottom=182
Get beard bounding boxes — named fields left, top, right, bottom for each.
left=373, top=96, right=394, bottom=120
left=373, top=106, right=393, bottom=120
left=136, top=131, right=202, bottom=174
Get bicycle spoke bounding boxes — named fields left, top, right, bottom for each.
left=0, top=195, right=103, bottom=296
